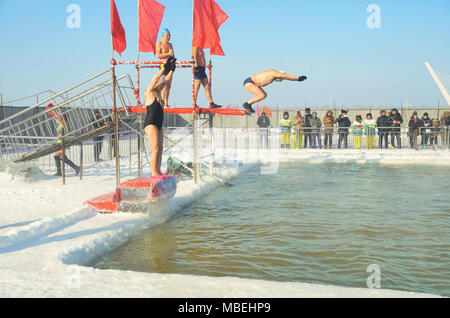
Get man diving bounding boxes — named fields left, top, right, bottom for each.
left=242, top=70, right=307, bottom=113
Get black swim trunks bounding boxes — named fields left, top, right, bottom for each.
left=144, top=98, right=164, bottom=131
left=243, top=77, right=255, bottom=86
left=194, top=66, right=208, bottom=80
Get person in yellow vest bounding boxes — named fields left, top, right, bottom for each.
left=292, top=111, right=304, bottom=149
left=351, top=115, right=363, bottom=149
left=280, top=112, right=293, bottom=149
left=363, top=113, right=377, bottom=149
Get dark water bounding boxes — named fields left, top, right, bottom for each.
left=91, top=163, right=450, bottom=296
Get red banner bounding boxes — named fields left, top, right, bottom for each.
left=138, top=0, right=165, bottom=54
left=193, top=0, right=228, bottom=56
left=111, top=0, right=127, bottom=56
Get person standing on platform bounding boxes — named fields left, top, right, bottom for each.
left=156, top=29, right=175, bottom=107
left=279, top=112, right=293, bottom=149
left=257, top=111, right=271, bottom=149
left=144, top=57, right=176, bottom=178
left=323, top=110, right=335, bottom=149
left=421, top=112, right=432, bottom=148
left=292, top=111, right=304, bottom=149
left=192, top=46, right=222, bottom=109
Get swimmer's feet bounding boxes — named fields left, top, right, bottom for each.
left=243, top=102, right=255, bottom=114
left=209, top=102, right=222, bottom=109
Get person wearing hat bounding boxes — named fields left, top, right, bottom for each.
left=303, top=108, right=313, bottom=148
left=242, top=70, right=307, bottom=114
left=292, top=110, right=304, bottom=149
left=351, top=115, right=364, bottom=149
left=421, top=112, right=432, bottom=148
left=323, top=110, right=336, bottom=149
left=376, top=110, right=390, bottom=149
left=387, top=108, right=403, bottom=148
left=363, top=113, right=377, bottom=149
left=156, top=29, right=175, bottom=107
left=408, top=111, right=422, bottom=149
left=336, top=109, right=351, bottom=149
left=279, top=111, right=293, bottom=149
left=257, top=111, right=271, bottom=149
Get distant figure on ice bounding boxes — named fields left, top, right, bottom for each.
left=53, top=113, right=80, bottom=176
left=292, top=111, right=304, bottom=149
left=257, top=111, right=271, bottom=149
left=242, top=70, right=307, bottom=113
left=376, top=110, right=389, bottom=149
left=430, top=118, right=440, bottom=150
left=156, top=29, right=175, bottom=107
left=351, top=115, right=363, bottom=149
left=310, top=112, right=322, bottom=149
left=323, top=110, right=335, bottom=149
left=303, top=108, right=313, bottom=148
left=92, top=111, right=106, bottom=162
left=192, top=46, right=222, bottom=109
left=388, top=108, right=403, bottom=148
left=144, top=57, right=176, bottom=178
left=421, top=112, right=432, bottom=148
left=279, top=112, right=293, bottom=149
left=363, top=113, right=377, bottom=149
left=336, top=110, right=351, bottom=149
left=408, top=111, right=422, bottom=150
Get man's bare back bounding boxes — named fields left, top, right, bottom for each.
left=250, top=70, right=299, bottom=87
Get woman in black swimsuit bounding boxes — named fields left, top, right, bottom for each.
left=144, top=57, right=176, bottom=178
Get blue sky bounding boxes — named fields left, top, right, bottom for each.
left=0, top=0, right=449, bottom=109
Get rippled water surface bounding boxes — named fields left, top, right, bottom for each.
left=91, top=163, right=450, bottom=296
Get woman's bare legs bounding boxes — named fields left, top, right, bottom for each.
left=145, top=125, right=163, bottom=176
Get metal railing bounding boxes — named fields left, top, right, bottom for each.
left=0, top=69, right=135, bottom=165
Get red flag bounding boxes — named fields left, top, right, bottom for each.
left=193, top=0, right=229, bottom=56
left=111, top=0, right=127, bottom=56
left=138, top=0, right=165, bottom=54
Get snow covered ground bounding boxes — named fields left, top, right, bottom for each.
left=1, top=149, right=449, bottom=298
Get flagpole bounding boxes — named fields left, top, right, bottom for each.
left=111, top=6, right=120, bottom=189
left=192, top=0, right=199, bottom=184
left=137, top=0, right=142, bottom=177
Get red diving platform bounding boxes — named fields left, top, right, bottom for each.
left=125, top=106, right=247, bottom=116
left=85, top=175, right=177, bottom=213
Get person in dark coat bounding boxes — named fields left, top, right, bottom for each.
left=336, top=109, right=351, bottom=149
left=387, top=108, right=403, bottom=148
left=92, top=111, right=106, bottom=162
left=376, top=110, right=389, bottom=149
left=408, top=111, right=422, bottom=149
left=421, top=112, right=432, bottom=147
left=257, top=112, right=271, bottom=149
left=303, top=108, right=313, bottom=148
